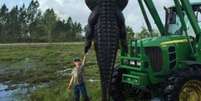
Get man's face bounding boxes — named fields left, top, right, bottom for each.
left=74, top=61, right=81, bottom=67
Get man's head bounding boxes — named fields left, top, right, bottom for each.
left=73, top=57, right=82, bottom=67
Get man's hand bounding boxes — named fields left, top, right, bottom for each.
left=67, top=84, right=72, bottom=93
left=68, top=85, right=71, bottom=90
left=67, top=76, right=74, bottom=92
left=82, top=54, right=87, bottom=65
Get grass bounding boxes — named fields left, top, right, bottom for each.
left=0, top=43, right=101, bottom=101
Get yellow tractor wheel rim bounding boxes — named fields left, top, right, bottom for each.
left=179, top=80, right=201, bottom=101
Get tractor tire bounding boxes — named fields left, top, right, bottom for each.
left=163, top=66, right=201, bottom=101
left=110, top=67, right=125, bottom=101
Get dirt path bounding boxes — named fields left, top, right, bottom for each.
left=0, top=42, right=84, bottom=46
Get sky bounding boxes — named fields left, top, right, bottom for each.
left=0, top=0, right=200, bottom=32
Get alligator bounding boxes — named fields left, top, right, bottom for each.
left=85, top=0, right=128, bottom=100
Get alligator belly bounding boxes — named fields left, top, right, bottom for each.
left=94, top=6, right=119, bottom=101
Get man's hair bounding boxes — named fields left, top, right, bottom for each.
left=74, top=57, right=81, bottom=62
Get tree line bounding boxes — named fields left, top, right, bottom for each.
left=0, top=0, right=158, bottom=43
left=0, top=0, right=83, bottom=43
left=127, top=26, right=159, bottom=40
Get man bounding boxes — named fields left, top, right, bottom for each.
left=68, top=55, right=90, bottom=101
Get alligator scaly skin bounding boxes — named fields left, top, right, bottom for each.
left=85, top=0, right=128, bottom=100
left=95, top=1, right=118, bottom=100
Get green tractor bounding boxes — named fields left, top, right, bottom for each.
left=111, top=0, right=201, bottom=101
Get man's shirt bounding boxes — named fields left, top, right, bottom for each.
left=71, top=64, right=85, bottom=85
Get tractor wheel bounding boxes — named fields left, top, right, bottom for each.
left=110, top=67, right=125, bottom=101
left=163, top=66, right=201, bottom=101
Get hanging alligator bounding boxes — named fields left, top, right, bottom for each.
left=85, top=0, right=128, bottom=100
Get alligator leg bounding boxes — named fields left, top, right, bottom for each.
left=84, top=7, right=99, bottom=53
left=116, top=9, right=128, bottom=53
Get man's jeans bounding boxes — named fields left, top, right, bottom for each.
left=74, top=83, right=89, bottom=101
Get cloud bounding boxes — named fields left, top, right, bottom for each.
left=0, top=0, right=31, bottom=9
left=123, top=0, right=175, bottom=32
left=38, top=0, right=175, bottom=32
left=1, top=0, right=175, bottom=32
left=38, top=0, right=90, bottom=26
left=2, top=0, right=200, bottom=32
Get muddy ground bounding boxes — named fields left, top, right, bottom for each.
left=0, top=43, right=101, bottom=101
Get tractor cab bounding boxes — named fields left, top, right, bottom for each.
left=166, top=2, right=201, bottom=36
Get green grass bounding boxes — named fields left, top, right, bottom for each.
left=0, top=43, right=101, bottom=101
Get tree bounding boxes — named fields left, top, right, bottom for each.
left=0, top=4, right=8, bottom=42
left=65, top=17, right=74, bottom=41
left=135, top=26, right=159, bottom=39
left=27, top=0, right=39, bottom=24
left=0, top=1, right=83, bottom=43
left=27, top=0, right=40, bottom=42
left=29, top=11, right=46, bottom=42
left=66, top=17, right=73, bottom=30
left=7, top=6, right=20, bottom=42
left=42, top=8, right=57, bottom=42
left=72, top=22, right=82, bottom=41
left=53, top=20, right=66, bottom=42
left=64, top=17, right=83, bottom=41
left=135, top=26, right=150, bottom=39
left=126, top=26, right=135, bottom=40
left=18, top=4, right=29, bottom=42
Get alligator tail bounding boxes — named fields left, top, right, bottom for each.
left=94, top=1, right=119, bottom=101
left=85, top=0, right=128, bottom=100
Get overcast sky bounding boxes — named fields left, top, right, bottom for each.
left=0, top=0, right=199, bottom=32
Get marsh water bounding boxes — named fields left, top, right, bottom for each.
left=0, top=58, right=52, bottom=101
left=0, top=83, right=31, bottom=101
left=0, top=58, right=99, bottom=101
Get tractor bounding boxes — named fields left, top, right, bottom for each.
left=110, top=0, right=201, bottom=101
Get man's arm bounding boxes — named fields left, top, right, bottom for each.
left=68, top=75, right=74, bottom=90
left=82, top=54, right=87, bottom=66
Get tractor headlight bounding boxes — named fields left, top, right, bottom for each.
left=130, top=61, right=142, bottom=66
left=123, top=59, right=129, bottom=65
left=130, top=61, right=135, bottom=65
left=137, top=61, right=142, bottom=66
